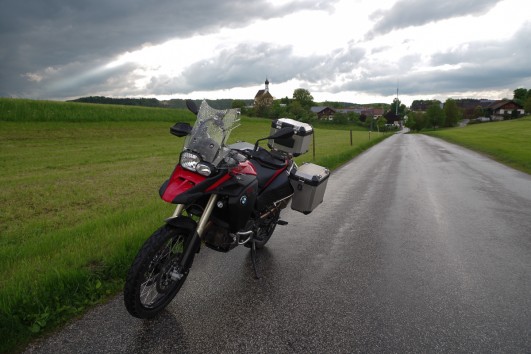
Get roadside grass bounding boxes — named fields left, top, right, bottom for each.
left=0, top=99, right=387, bottom=352
left=0, top=121, right=179, bottom=352
left=424, top=117, right=531, bottom=174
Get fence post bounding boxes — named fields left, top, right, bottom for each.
left=350, top=130, right=353, bottom=146
left=312, top=130, right=316, bottom=161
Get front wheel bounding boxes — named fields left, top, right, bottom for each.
left=124, top=225, right=195, bottom=318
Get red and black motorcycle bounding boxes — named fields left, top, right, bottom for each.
left=124, top=100, right=329, bottom=318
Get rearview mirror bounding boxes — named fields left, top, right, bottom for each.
left=254, top=127, right=294, bottom=151
left=186, top=100, right=199, bottom=115
left=267, top=127, right=294, bottom=140
left=170, top=122, right=192, bottom=137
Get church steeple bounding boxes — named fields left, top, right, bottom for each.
left=254, top=77, right=274, bottom=108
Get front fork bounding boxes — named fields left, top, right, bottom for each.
left=170, top=194, right=219, bottom=270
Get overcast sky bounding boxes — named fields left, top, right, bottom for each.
left=1, top=0, right=530, bottom=106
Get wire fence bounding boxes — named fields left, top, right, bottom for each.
left=307, top=128, right=396, bottom=165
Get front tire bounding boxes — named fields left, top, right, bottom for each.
left=124, top=225, right=195, bottom=318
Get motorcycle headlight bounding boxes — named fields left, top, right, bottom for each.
left=180, top=151, right=201, bottom=171
left=196, top=162, right=213, bottom=176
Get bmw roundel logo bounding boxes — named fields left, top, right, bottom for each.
left=240, top=195, right=247, bottom=205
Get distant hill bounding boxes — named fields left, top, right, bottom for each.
left=317, top=101, right=389, bottom=109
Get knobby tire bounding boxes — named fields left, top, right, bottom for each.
left=124, top=225, right=195, bottom=319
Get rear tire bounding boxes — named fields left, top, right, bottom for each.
left=246, top=209, right=280, bottom=249
left=124, top=225, right=195, bottom=318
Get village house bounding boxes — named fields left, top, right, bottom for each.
left=311, top=106, right=336, bottom=120
left=487, top=100, right=524, bottom=119
left=361, top=108, right=384, bottom=119
left=335, top=107, right=362, bottom=115
left=321, top=106, right=385, bottom=122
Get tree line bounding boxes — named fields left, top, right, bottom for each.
left=70, top=86, right=530, bottom=132
left=70, top=91, right=383, bottom=127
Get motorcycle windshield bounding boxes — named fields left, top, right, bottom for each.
left=184, top=100, right=240, bottom=165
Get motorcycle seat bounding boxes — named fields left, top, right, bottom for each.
left=249, top=149, right=288, bottom=190
left=249, top=148, right=286, bottom=169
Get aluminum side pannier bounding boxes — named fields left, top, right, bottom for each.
left=289, top=163, right=329, bottom=214
left=269, top=118, right=313, bottom=156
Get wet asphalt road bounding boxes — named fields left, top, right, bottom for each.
left=24, top=133, right=531, bottom=353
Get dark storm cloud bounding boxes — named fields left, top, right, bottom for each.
left=423, top=21, right=531, bottom=92
left=334, top=22, right=531, bottom=96
left=145, top=42, right=366, bottom=95
left=0, top=0, right=337, bottom=98
left=367, top=0, right=502, bottom=38
left=40, top=61, right=144, bottom=99
left=430, top=22, right=531, bottom=69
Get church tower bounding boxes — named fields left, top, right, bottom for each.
left=254, top=77, right=273, bottom=108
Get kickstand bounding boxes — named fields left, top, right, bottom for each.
left=251, top=238, right=260, bottom=280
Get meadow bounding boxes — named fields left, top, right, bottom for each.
left=425, top=117, right=531, bottom=174
left=0, top=98, right=387, bottom=352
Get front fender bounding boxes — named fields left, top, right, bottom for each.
left=164, top=216, right=200, bottom=265
left=164, top=215, right=197, bottom=232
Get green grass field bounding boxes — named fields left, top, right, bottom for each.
left=0, top=98, right=197, bottom=122
left=0, top=98, right=387, bottom=352
left=424, top=117, right=531, bottom=174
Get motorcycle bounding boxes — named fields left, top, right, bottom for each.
left=124, top=100, right=329, bottom=318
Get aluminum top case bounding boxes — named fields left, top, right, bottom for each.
left=269, top=118, right=313, bottom=156
left=289, top=163, right=329, bottom=214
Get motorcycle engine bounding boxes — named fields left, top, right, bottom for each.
left=203, top=218, right=237, bottom=252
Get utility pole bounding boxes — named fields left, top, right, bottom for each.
left=396, top=86, right=399, bottom=116
left=396, top=80, right=403, bottom=129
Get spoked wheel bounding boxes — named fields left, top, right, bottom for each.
left=124, top=225, right=195, bottom=318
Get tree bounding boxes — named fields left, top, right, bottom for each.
left=405, top=111, right=427, bottom=131
left=426, top=103, right=446, bottom=128
left=389, top=98, right=406, bottom=116
left=268, top=101, right=289, bottom=119
left=254, top=93, right=273, bottom=117
left=524, top=96, right=531, bottom=114
left=513, top=88, right=528, bottom=104
left=376, top=116, right=387, bottom=131
left=348, top=112, right=362, bottom=126
left=288, top=100, right=307, bottom=121
left=292, top=88, right=314, bottom=108
left=473, top=105, right=484, bottom=118
left=333, top=112, right=349, bottom=124
left=231, top=99, right=246, bottom=109
left=253, top=95, right=271, bottom=118
left=443, top=98, right=461, bottom=127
